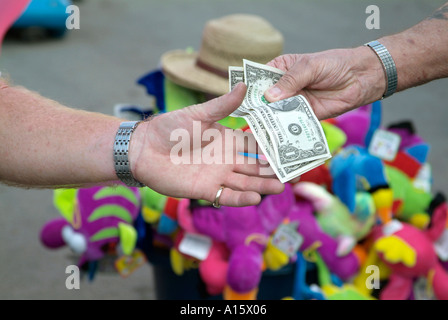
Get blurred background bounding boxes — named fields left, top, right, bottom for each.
left=0, top=0, right=447, bottom=300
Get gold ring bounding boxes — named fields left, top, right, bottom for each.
left=213, top=186, right=225, bottom=208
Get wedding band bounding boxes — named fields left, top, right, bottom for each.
left=213, top=186, right=225, bottom=208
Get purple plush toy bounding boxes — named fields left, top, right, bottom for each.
left=189, top=183, right=360, bottom=298
left=191, top=184, right=295, bottom=297
left=40, top=184, right=141, bottom=267
left=288, top=199, right=360, bottom=281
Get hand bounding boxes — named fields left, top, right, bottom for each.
left=264, top=47, right=386, bottom=119
left=130, top=83, right=284, bottom=207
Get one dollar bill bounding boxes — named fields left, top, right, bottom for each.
left=228, top=60, right=331, bottom=183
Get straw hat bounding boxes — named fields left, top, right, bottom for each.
left=161, top=14, right=284, bottom=96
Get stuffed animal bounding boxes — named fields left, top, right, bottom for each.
left=332, top=102, right=382, bottom=148
left=286, top=198, right=361, bottom=281
left=293, top=181, right=376, bottom=257
left=257, top=184, right=362, bottom=282
left=40, top=184, right=141, bottom=267
left=329, top=145, right=393, bottom=224
left=185, top=184, right=296, bottom=299
left=384, top=165, right=432, bottom=228
left=384, top=121, right=429, bottom=179
left=310, top=250, right=375, bottom=300
left=372, top=197, right=448, bottom=300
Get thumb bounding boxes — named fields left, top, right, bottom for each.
left=264, top=67, right=311, bottom=103
left=192, top=82, right=247, bottom=123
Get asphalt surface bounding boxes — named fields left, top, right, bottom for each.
left=0, top=0, right=447, bottom=300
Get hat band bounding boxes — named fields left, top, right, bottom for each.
left=195, top=58, right=228, bottom=79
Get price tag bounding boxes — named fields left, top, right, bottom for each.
left=434, top=228, right=448, bottom=261
left=178, top=233, right=212, bottom=261
left=115, top=249, right=146, bottom=278
left=272, top=223, right=303, bottom=257
left=413, top=277, right=436, bottom=300
left=413, top=163, right=432, bottom=193
left=368, top=129, right=401, bottom=161
left=382, top=219, right=403, bottom=236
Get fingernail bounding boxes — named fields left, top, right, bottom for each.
left=266, top=86, right=282, bottom=99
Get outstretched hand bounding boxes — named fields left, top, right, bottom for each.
left=130, top=83, right=284, bottom=207
left=264, top=47, right=386, bottom=119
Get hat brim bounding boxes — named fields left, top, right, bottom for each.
left=161, top=50, right=229, bottom=97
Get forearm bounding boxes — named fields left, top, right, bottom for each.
left=0, top=80, right=122, bottom=188
left=379, top=3, right=448, bottom=92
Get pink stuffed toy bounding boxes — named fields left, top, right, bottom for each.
left=372, top=199, right=448, bottom=300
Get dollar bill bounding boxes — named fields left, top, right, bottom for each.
left=256, top=96, right=331, bottom=167
left=228, top=66, right=249, bottom=117
left=243, top=59, right=284, bottom=110
left=228, top=59, right=331, bottom=183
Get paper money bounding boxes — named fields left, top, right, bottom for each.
left=228, top=66, right=249, bottom=117
left=228, top=60, right=331, bottom=183
left=243, top=59, right=284, bottom=109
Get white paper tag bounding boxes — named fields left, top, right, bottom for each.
left=368, top=129, right=401, bottom=161
left=413, top=163, right=432, bottom=193
left=434, top=228, right=448, bottom=261
left=382, top=219, right=403, bottom=236
left=413, top=277, right=436, bottom=300
left=272, top=223, right=303, bottom=257
left=178, top=232, right=212, bottom=261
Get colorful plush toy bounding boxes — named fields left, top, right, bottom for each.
left=138, top=69, right=247, bottom=130
left=245, top=184, right=362, bottom=283
left=384, top=121, right=429, bottom=179
left=293, top=181, right=376, bottom=257
left=371, top=197, right=448, bottom=300
left=184, top=184, right=296, bottom=299
left=329, top=145, right=393, bottom=224
left=332, top=102, right=382, bottom=148
left=384, top=165, right=433, bottom=228
left=140, top=187, right=181, bottom=237
left=287, top=197, right=361, bottom=281
left=309, top=249, right=375, bottom=300
left=288, top=252, right=326, bottom=300
left=40, top=184, right=141, bottom=267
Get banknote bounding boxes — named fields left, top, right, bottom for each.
left=228, top=66, right=249, bottom=117
left=255, top=96, right=331, bottom=167
left=227, top=60, right=331, bottom=182
left=243, top=59, right=284, bottom=110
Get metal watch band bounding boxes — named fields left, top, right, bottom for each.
left=113, top=121, right=145, bottom=188
left=365, top=40, right=398, bottom=99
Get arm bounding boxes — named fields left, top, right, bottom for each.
left=0, top=79, right=120, bottom=188
left=264, top=2, right=448, bottom=119
left=0, top=80, right=284, bottom=206
left=379, top=3, right=448, bottom=91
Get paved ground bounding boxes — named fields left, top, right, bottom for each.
left=0, top=0, right=447, bottom=300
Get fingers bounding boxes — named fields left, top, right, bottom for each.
left=233, top=159, right=276, bottom=178
left=206, top=169, right=285, bottom=207
left=191, top=82, right=247, bottom=123
left=214, top=174, right=285, bottom=207
left=264, top=54, right=314, bottom=102
left=224, top=172, right=285, bottom=195
left=217, top=188, right=261, bottom=207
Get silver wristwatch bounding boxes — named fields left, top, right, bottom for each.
left=113, top=121, right=145, bottom=188
left=365, top=40, right=398, bottom=99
